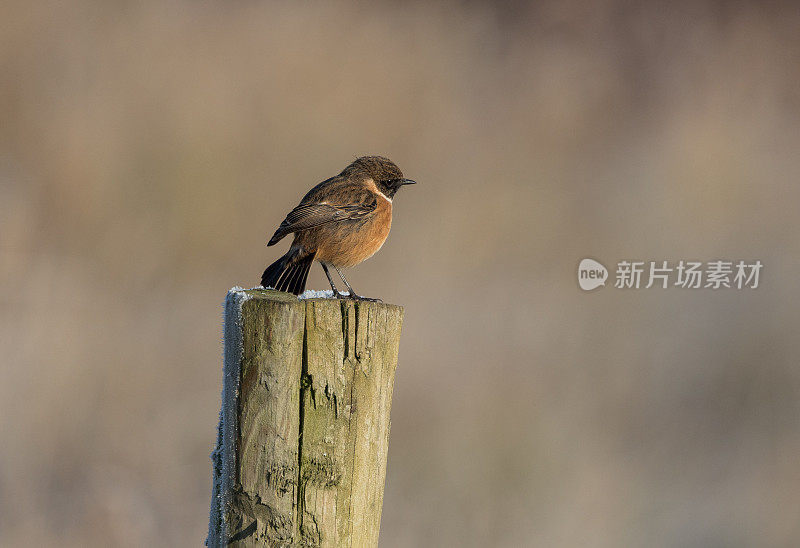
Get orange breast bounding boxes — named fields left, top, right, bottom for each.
left=297, top=191, right=393, bottom=268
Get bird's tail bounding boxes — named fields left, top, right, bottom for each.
left=261, top=247, right=315, bottom=295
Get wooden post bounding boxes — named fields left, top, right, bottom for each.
left=208, top=288, right=403, bottom=547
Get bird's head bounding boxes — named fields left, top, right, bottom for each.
left=345, top=155, right=417, bottom=199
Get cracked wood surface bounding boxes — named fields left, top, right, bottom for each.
left=210, top=289, right=403, bottom=547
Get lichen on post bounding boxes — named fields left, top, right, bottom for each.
left=208, top=288, right=403, bottom=547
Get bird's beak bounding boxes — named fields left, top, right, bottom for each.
left=397, top=178, right=417, bottom=186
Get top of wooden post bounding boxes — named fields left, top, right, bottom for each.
left=235, top=286, right=403, bottom=310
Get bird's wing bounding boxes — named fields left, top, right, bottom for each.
left=267, top=192, right=377, bottom=246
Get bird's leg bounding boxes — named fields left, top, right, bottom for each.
left=320, top=263, right=350, bottom=299
left=332, top=265, right=382, bottom=302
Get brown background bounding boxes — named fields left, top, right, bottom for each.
left=2, top=1, right=799, bottom=546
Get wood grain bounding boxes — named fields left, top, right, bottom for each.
left=209, top=289, right=403, bottom=547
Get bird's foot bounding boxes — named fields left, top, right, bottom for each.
left=348, top=293, right=382, bottom=302
left=333, top=291, right=351, bottom=300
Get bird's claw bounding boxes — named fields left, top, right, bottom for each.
left=350, top=294, right=382, bottom=302
left=335, top=291, right=381, bottom=302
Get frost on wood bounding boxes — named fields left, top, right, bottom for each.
left=241, top=286, right=348, bottom=300
left=208, top=287, right=403, bottom=547
left=298, top=289, right=349, bottom=300
left=208, top=287, right=252, bottom=547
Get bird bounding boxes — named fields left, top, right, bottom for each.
left=261, top=156, right=416, bottom=300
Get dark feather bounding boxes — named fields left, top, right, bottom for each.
left=267, top=190, right=378, bottom=246
left=260, top=249, right=315, bottom=295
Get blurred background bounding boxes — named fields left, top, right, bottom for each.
left=2, top=0, right=800, bottom=546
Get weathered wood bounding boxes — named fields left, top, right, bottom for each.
left=208, top=288, right=403, bottom=547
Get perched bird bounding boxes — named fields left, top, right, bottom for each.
left=261, top=156, right=416, bottom=300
